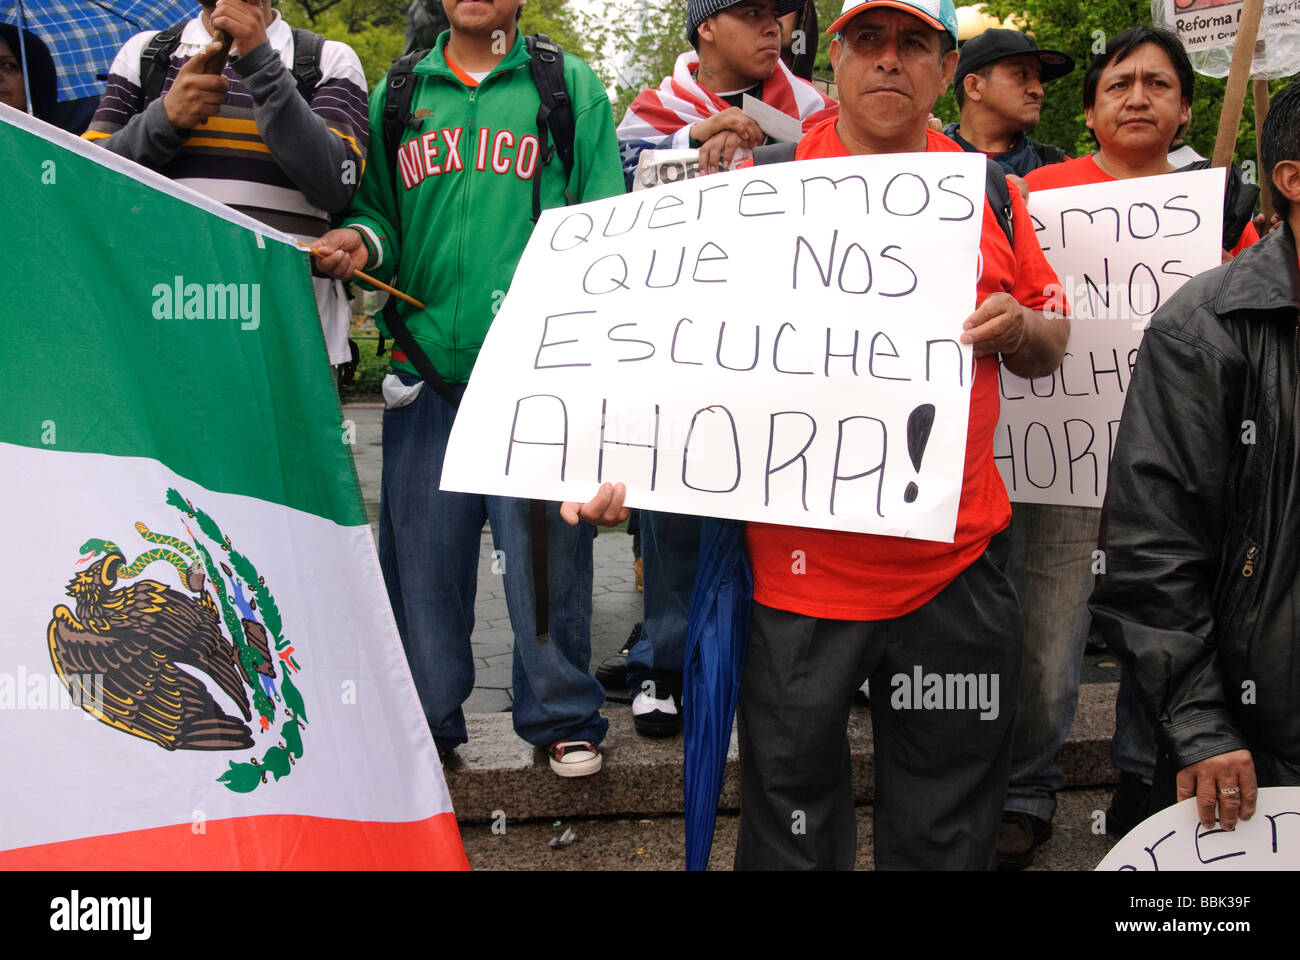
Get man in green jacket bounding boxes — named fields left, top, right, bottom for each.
left=312, top=0, right=624, bottom=776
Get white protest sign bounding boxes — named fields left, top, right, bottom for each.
left=1097, top=787, right=1300, bottom=870
left=995, top=169, right=1224, bottom=507
left=742, top=93, right=804, bottom=144
left=442, top=153, right=987, bottom=540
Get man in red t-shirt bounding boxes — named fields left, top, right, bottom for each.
left=730, top=0, right=1067, bottom=871
left=1016, top=27, right=1255, bottom=857
left=1024, top=26, right=1258, bottom=256
left=565, top=0, right=1068, bottom=869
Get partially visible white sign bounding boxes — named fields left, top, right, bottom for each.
left=742, top=93, right=804, bottom=144
left=1152, top=0, right=1300, bottom=78
left=996, top=169, right=1224, bottom=507
left=1098, top=787, right=1300, bottom=870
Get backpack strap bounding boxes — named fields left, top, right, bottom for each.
left=380, top=297, right=462, bottom=408
left=1178, top=158, right=1261, bottom=250
left=526, top=34, right=575, bottom=223
left=382, top=48, right=429, bottom=197
left=753, top=142, right=797, bottom=165
left=1034, top=140, right=1067, bottom=166
left=984, top=157, right=1014, bottom=247
left=139, top=22, right=187, bottom=105
left=289, top=27, right=325, bottom=104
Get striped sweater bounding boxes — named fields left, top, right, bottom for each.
left=84, top=11, right=369, bottom=364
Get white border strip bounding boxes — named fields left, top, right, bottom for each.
left=0, top=104, right=299, bottom=249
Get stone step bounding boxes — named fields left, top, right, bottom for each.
left=444, top=681, right=1119, bottom=823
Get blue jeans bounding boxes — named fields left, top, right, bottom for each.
left=377, top=373, right=608, bottom=751
left=1111, top=662, right=1158, bottom=779
left=1004, top=502, right=1097, bottom=822
left=626, top=510, right=701, bottom=693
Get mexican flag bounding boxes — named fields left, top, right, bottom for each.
left=0, top=107, right=468, bottom=869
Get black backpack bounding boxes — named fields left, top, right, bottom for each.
left=381, top=34, right=575, bottom=224
left=753, top=142, right=1016, bottom=246
left=1177, top=158, right=1261, bottom=252
left=138, top=22, right=325, bottom=106
left=1032, top=140, right=1068, bottom=167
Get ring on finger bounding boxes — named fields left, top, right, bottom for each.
left=1218, top=786, right=1240, bottom=795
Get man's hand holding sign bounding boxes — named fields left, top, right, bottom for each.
left=962, top=290, right=1065, bottom=377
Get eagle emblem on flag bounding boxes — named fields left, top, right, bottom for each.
left=46, top=488, right=308, bottom=794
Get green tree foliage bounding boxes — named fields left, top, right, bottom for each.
left=810, top=0, right=843, bottom=76
left=596, top=0, right=688, bottom=115
left=278, top=0, right=604, bottom=89
left=279, top=0, right=407, bottom=87
left=520, top=0, right=598, bottom=62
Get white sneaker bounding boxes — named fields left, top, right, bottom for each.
left=548, top=739, right=602, bottom=777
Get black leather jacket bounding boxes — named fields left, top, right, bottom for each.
left=1090, top=224, right=1300, bottom=768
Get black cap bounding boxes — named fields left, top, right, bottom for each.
left=955, top=29, right=1074, bottom=92
left=688, top=0, right=806, bottom=47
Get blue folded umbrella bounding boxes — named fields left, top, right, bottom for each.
left=682, top=516, right=753, bottom=872
left=1, top=0, right=200, bottom=103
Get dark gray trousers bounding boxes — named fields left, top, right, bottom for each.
left=735, top=529, right=1022, bottom=870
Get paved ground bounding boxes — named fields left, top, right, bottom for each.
left=458, top=788, right=1117, bottom=871
left=345, top=401, right=1123, bottom=710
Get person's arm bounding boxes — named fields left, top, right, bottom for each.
left=963, top=179, right=1069, bottom=377
left=219, top=5, right=369, bottom=214
left=569, top=62, right=629, bottom=204
left=313, top=78, right=400, bottom=285
left=963, top=297, right=1066, bottom=378
left=1088, top=298, right=1256, bottom=825
left=83, top=33, right=228, bottom=168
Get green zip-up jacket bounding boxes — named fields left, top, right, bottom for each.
left=343, top=30, right=624, bottom=382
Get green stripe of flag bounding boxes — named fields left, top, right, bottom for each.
left=0, top=116, right=365, bottom=528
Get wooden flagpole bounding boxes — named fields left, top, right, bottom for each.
left=297, top=243, right=427, bottom=310
left=1253, top=76, right=1275, bottom=221
left=1211, top=0, right=1266, bottom=168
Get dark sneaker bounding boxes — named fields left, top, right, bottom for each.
left=1106, top=771, right=1152, bottom=836
left=595, top=622, right=641, bottom=688
left=632, top=671, right=682, bottom=737
left=996, top=812, right=1052, bottom=871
